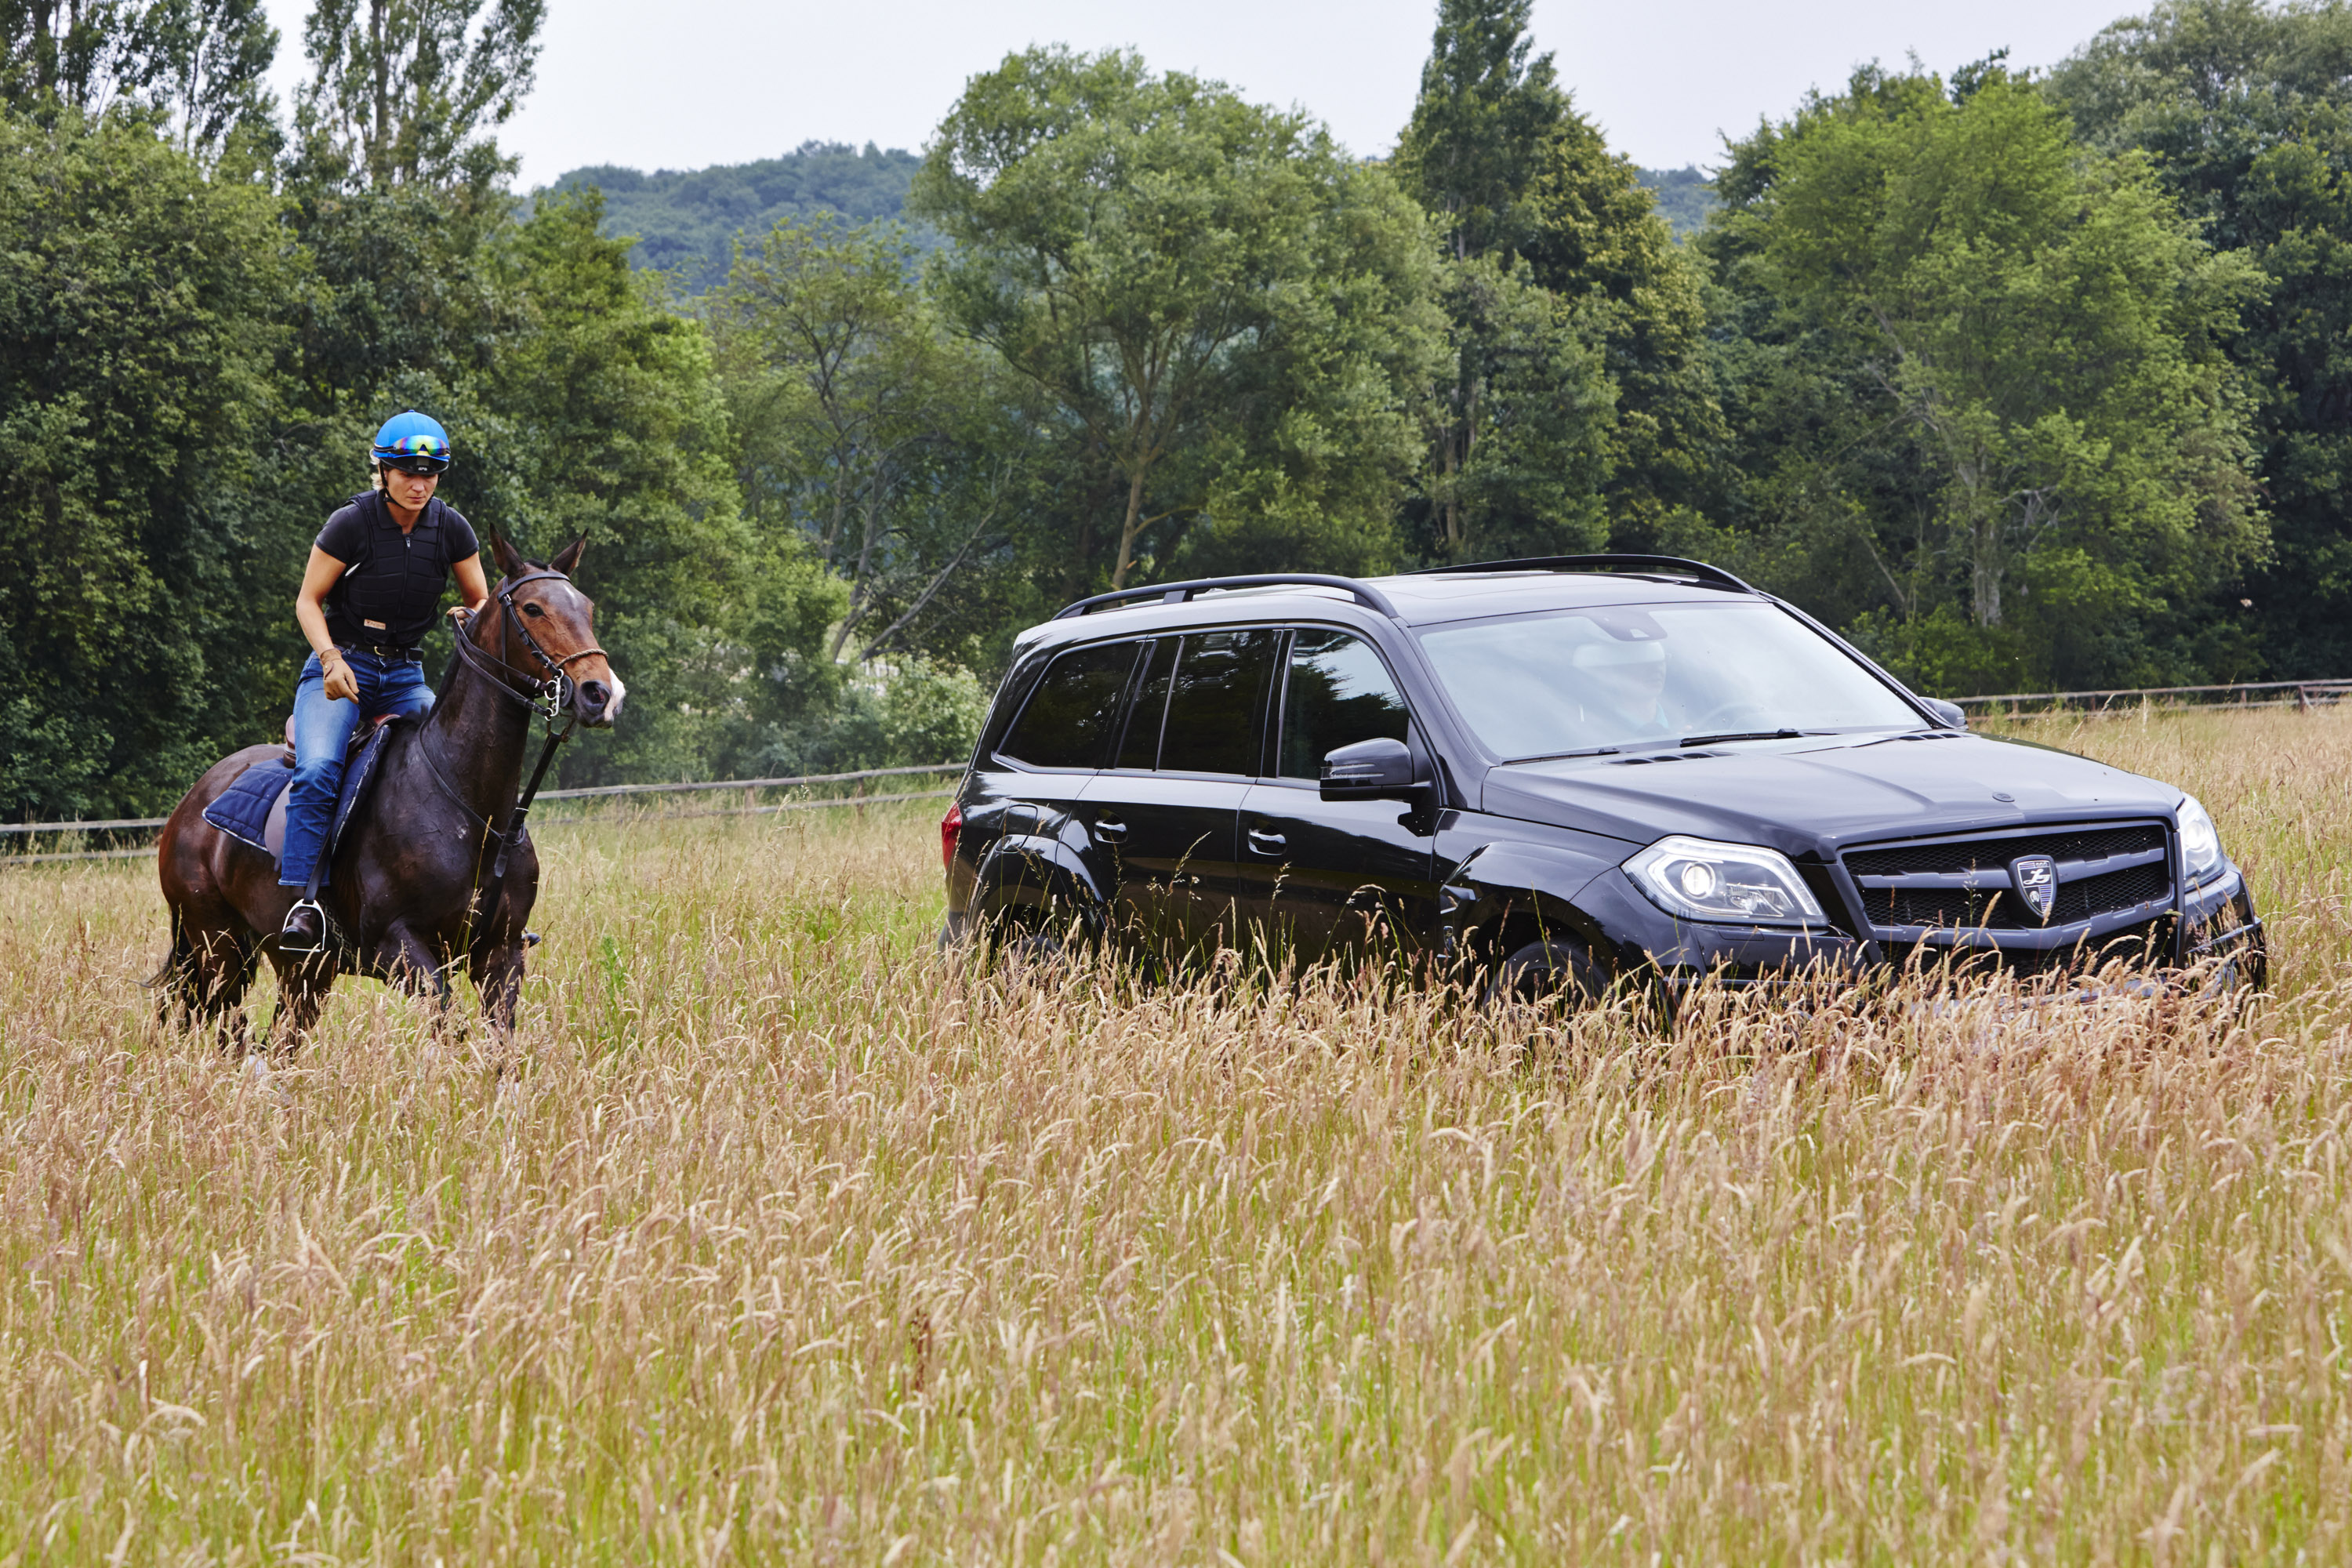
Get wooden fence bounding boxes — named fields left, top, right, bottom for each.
left=12, top=672, right=2352, bottom=863
left=2, top=763, right=966, bottom=866
left=1953, top=678, right=2352, bottom=713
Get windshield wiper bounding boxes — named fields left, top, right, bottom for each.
left=1679, top=728, right=1809, bottom=747
left=1502, top=745, right=1622, bottom=764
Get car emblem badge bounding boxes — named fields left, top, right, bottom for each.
left=2010, top=855, right=2058, bottom=923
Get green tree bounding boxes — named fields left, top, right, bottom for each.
left=1519, top=112, right=1722, bottom=539
left=293, top=0, right=539, bottom=195
left=1391, top=0, right=1717, bottom=558
left=714, top=219, right=1006, bottom=662
left=913, top=46, right=1441, bottom=592
left=2046, top=0, right=2352, bottom=678
left=3, top=0, right=277, bottom=156
left=1409, top=254, right=1611, bottom=559
left=0, top=106, right=296, bottom=818
left=1706, top=65, right=2265, bottom=690
left=1391, top=0, right=1566, bottom=263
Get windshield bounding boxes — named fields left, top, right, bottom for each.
left=1416, top=601, right=1923, bottom=760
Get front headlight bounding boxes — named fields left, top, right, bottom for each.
left=1624, top=835, right=1829, bottom=927
left=2176, top=794, right=2225, bottom=884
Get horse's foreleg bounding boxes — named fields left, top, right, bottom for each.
left=265, top=952, right=332, bottom=1058
left=189, top=927, right=260, bottom=1054
left=154, top=904, right=260, bottom=1053
left=381, top=927, right=462, bottom=1043
left=473, top=942, right=527, bottom=1038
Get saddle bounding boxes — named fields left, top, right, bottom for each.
left=201, top=718, right=397, bottom=884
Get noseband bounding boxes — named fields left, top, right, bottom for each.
left=441, top=568, right=610, bottom=879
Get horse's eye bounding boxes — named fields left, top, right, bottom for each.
left=523, top=602, right=545, bottom=618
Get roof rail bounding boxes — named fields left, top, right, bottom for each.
left=1051, top=573, right=1401, bottom=622
left=1413, top=554, right=1759, bottom=593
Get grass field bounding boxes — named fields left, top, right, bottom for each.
left=5, top=706, right=2352, bottom=1564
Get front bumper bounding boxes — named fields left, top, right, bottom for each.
left=2178, top=868, right=2265, bottom=987
left=1579, top=862, right=2266, bottom=995
left=1570, top=869, right=1871, bottom=989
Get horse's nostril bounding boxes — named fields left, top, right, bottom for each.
left=581, top=681, right=609, bottom=708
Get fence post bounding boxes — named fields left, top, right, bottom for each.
left=2298, top=684, right=2311, bottom=713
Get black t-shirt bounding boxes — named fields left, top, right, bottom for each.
left=315, top=492, right=481, bottom=650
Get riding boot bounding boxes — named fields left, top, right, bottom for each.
left=281, top=860, right=330, bottom=953
left=280, top=902, right=327, bottom=953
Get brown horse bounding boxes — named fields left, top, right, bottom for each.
left=154, top=534, right=622, bottom=1052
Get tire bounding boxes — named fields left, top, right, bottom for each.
left=1483, top=937, right=1611, bottom=1011
left=981, top=898, right=1091, bottom=968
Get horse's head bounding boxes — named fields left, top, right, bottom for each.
left=483, top=532, right=625, bottom=728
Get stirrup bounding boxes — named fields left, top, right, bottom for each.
left=280, top=898, right=328, bottom=953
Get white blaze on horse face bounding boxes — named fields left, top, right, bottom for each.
left=604, top=670, right=626, bottom=722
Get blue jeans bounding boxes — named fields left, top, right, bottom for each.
left=280, top=649, right=434, bottom=888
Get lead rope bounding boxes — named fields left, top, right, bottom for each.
left=450, top=583, right=594, bottom=880
left=494, top=718, right=574, bottom=878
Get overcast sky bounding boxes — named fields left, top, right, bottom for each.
left=260, top=0, right=2147, bottom=186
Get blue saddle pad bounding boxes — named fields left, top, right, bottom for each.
left=200, top=724, right=395, bottom=880
left=331, top=721, right=393, bottom=851
left=201, top=756, right=291, bottom=853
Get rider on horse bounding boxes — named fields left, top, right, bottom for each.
left=279, top=411, right=488, bottom=951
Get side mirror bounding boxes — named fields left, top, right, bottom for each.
left=1921, top=697, right=1968, bottom=730
left=1322, top=737, right=1420, bottom=801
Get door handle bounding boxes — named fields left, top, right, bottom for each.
left=1092, top=817, right=1127, bottom=843
left=1247, top=826, right=1287, bottom=855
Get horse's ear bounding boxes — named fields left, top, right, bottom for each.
left=550, top=533, right=588, bottom=579
left=488, top=529, right=529, bottom=581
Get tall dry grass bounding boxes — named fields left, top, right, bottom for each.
left=4, top=708, right=2351, bottom=1564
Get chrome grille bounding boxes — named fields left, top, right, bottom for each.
left=1843, top=822, right=2173, bottom=933
left=1844, top=823, right=2164, bottom=879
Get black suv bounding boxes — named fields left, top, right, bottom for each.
left=939, top=557, right=2264, bottom=997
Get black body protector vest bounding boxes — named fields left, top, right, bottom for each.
left=322, top=492, right=463, bottom=652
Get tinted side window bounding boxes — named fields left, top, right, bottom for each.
left=1158, top=630, right=1279, bottom=776
left=997, top=641, right=1140, bottom=769
left=1116, top=639, right=1173, bottom=770
left=1279, top=630, right=1412, bottom=780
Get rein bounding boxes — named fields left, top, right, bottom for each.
left=446, top=568, right=608, bottom=879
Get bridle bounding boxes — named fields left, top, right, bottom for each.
left=434, top=567, right=611, bottom=879
left=451, top=568, right=609, bottom=728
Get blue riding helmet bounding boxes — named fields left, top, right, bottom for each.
left=372, top=409, right=452, bottom=474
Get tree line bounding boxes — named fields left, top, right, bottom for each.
left=3, top=0, right=2345, bottom=822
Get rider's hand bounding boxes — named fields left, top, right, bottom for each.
left=318, top=648, right=360, bottom=703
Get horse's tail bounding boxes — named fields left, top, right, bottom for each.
left=145, top=904, right=188, bottom=989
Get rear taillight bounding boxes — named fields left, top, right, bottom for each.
left=940, top=803, right=963, bottom=872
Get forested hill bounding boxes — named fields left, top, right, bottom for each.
left=547, top=141, right=920, bottom=292
left=553, top=143, right=1714, bottom=294
left=1635, top=166, right=1716, bottom=236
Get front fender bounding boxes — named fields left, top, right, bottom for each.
left=1438, top=838, right=1621, bottom=966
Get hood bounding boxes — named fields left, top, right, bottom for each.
left=1477, top=731, right=2183, bottom=857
